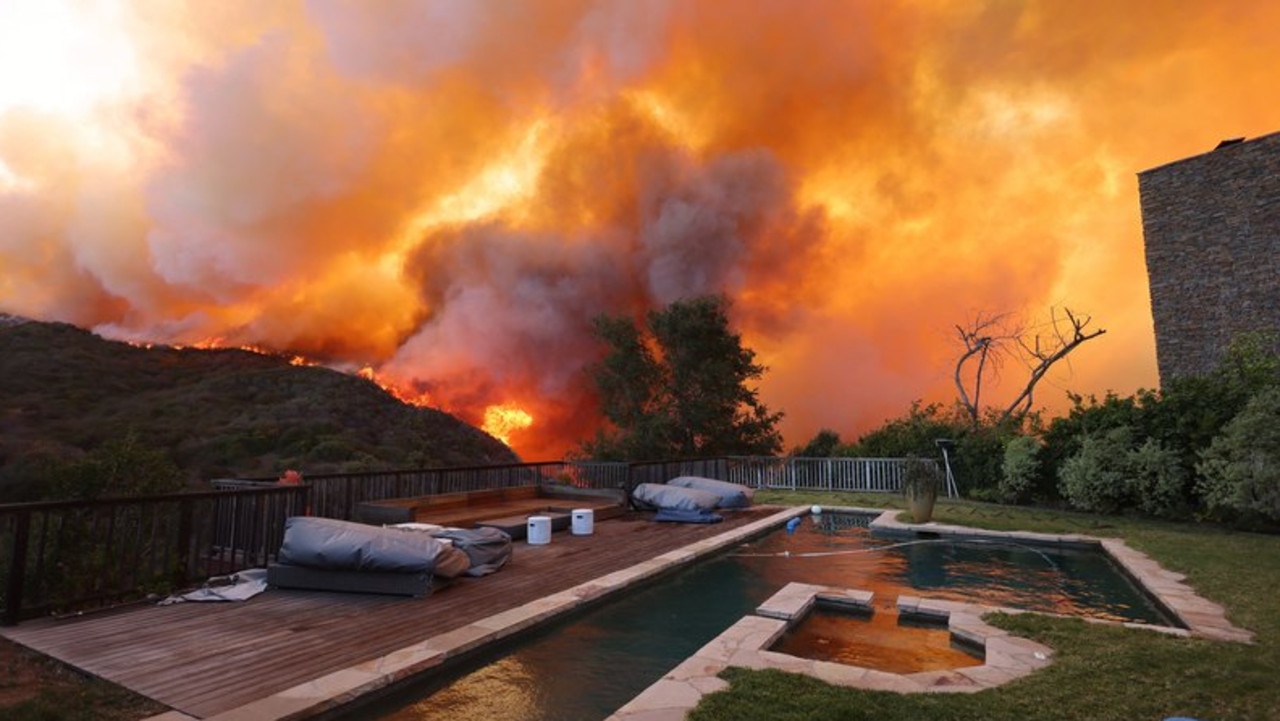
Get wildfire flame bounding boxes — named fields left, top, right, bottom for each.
left=4, top=1, right=1280, bottom=460
left=358, top=365, right=433, bottom=408
left=481, top=404, right=535, bottom=446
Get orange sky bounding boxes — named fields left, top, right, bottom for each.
left=2, top=1, right=1279, bottom=460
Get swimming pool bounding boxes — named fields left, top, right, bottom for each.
left=354, top=511, right=1173, bottom=721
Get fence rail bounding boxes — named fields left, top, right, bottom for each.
left=724, top=456, right=937, bottom=493
left=214, top=461, right=632, bottom=521
left=3, top=455, right=940, bottom=625
left=1, top=486, right=308, bottom=626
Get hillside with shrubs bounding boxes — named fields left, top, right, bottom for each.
left=0, top=317, right=517, bottom=502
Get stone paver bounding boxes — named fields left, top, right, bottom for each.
left=609, top=581, right=1057, bottom=721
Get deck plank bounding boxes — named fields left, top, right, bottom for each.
left=2, top=508, right=780, bottom=718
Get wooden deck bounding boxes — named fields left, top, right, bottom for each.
left=1, top=508, right=781, bottom=719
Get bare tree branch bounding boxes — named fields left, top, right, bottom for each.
left=954, top=307, right=1105, bottom=426
left=953, top=312, right=1018, bottom=425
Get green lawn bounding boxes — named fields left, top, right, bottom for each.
left=689, top=491, right=1280, bottom=721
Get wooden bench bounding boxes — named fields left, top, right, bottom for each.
left=354, top=483, right=625, bottom=538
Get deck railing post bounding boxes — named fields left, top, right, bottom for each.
left=176, top=499, right=194, bottom=586
left=344, top=476, right=355, bottom=521
left=3, top=510, right=31, bottom=626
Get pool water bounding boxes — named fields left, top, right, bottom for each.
left=362, top=512, right=1173, bottom=721
left=739, top=512, right=1171, bottom=624
left=770, top=606, right=984, bottom=674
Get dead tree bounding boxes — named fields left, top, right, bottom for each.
left=954, top=307, right=1105, bottom=426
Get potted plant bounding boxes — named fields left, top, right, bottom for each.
left=901, top=457, right=942, bottom=523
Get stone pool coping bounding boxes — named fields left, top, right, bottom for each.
left=609, top=581, right=1058, bottom=720
left=146, top=504, right=1252, bottom=721
left=607, top=506, right=1254, bottom=721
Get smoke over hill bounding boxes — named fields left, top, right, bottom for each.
left=3, top=1, right=1280, bottom=458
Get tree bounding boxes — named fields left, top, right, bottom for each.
left=582, top=295, right=783, bottom=461
left=848, top=402, right=964, bottom=459
left=791, top=429, right=846, bottom=457
left=954, top=306, right=1105, bottom=426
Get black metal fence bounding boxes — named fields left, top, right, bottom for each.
left=1, top=485, right=307, bottom=626
left=2, top=456, right=927, bottom=625
left=213, top=461, right=632, bottom=521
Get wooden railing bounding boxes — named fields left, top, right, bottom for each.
left=213, top=461, right=632, bottom=521
left=2, top=456, right=937, bottom=625
left=1, top=485, right=307, bottom=626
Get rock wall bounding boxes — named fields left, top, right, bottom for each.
left=1138, top=131, right=1280, bottom=383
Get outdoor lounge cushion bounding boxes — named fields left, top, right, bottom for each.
left=267, top=563, right=434, bottom=597
left=666, top=476, right=754, bottom=508
left=631, top=482, right=721, bottom=512
left=278, top=516, right=457, bottom=574
left=653, top=508, right=723, bottom=524
left=428, top=527, right=513, bottom=577
left=386, top=523, right=511, bottom=575
left=431, top=544, right=473, bottom=579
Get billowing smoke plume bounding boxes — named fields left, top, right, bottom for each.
left=3, top=0, right=1280, bottom=458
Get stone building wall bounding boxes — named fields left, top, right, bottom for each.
left=1138, top=131, right=1280, bottom=383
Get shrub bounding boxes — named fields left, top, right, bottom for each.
left=848, top=402, right=1015, bottom=500
left=1058, top=425, right=1134, bottom=514
left=1126, top=437, right=1191, bottom=519
left=790, top=429, right=848, bottom=457
left=45, top=434, right=186, bottom=500
left=850, top=402, right=965, bottom=458
left=1040, top=392, right=1142, bottom=499
left=999, top=435, right=1041, bottom=504
left=955, top=424, right=1017, bottom=501
left=1198, top=387, right=1280, bottom=525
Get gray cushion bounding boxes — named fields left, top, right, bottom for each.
left=667, top=476, right=754, bottom=508
left=277, top=516, right=446, bottom=573
left=631, top=483, right=722, bottom=511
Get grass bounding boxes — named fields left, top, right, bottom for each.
left=687, top=490, right=1280, bottom=721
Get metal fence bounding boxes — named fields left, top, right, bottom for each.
left=1, top=485, right=307, bottom=626
left=628, top=458, right=730, bottom=487
left=724, top=456, right=936, bottom=494
left=213, top=461, right=632, bottom=521
left=2, top=455, right=934, bottom=625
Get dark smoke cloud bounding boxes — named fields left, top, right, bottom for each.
left=4, top=1, right=1280, bottom=456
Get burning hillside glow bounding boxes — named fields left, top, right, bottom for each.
left=4, top=1, right=1280, bottom=460
left=482, top=404, right=535, bottom=446
left=358, top=365, right=433, bottom=408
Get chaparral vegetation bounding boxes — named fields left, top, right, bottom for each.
left=793, top=331, right=1280, bottom=531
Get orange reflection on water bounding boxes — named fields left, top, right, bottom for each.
left=772, top=607, right=982, bottom=674
left=736, top=513, right=1156, bottom=625
left=391, top=656, right=542, bottom=721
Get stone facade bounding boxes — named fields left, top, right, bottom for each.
left=1138, top=131, right=1280, bottom=383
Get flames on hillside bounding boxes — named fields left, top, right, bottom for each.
left=129, top=335, right=528, bottom=444
left=4, top=2, right=1280, bottom=459
left=355, top=366, right=531, bottom=445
